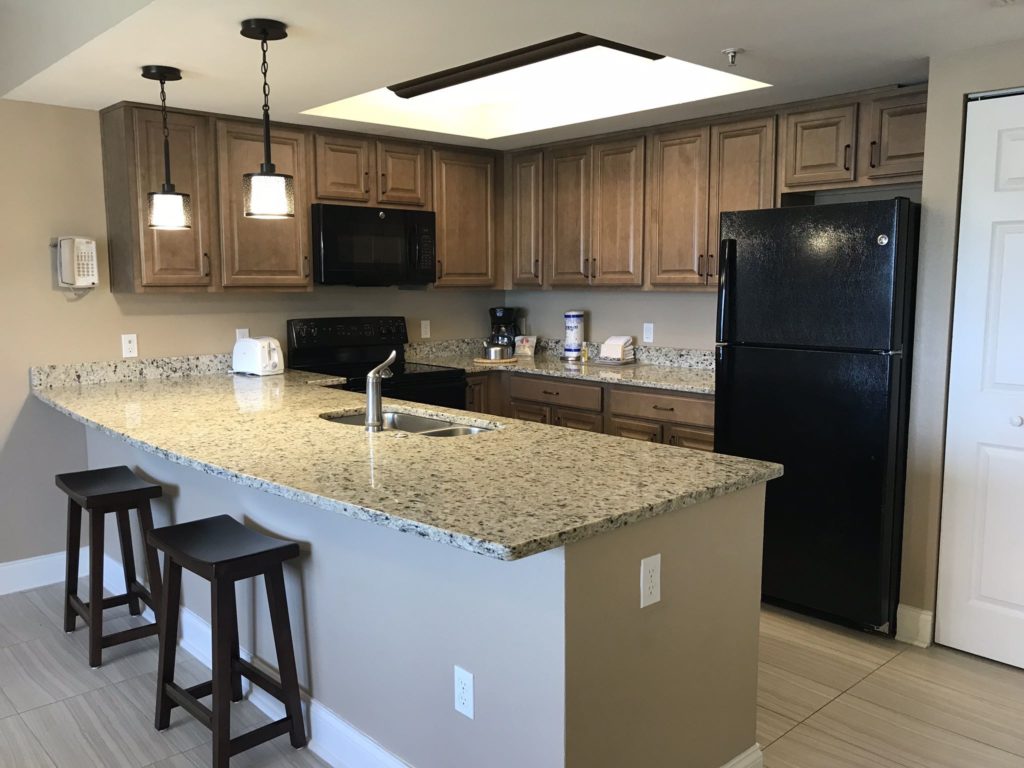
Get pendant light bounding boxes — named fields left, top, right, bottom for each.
left=141, top=65, right=192, bottom=229
left=240, top=18, right=294, bottom=219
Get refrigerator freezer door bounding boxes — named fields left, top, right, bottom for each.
left=718, top=199, right=912, bottom=352
left=714, top=345, right=903, bottom=630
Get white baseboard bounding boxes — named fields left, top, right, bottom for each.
left=0, top=547, right=89, bottom=596
left=103, top=555, right=409, bottom=768
left=896, top=604, right=934, bottom=648
left=721, top=744, right=763, bottom=768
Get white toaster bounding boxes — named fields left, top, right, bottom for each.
left=232, top=337, right=284, bottom=376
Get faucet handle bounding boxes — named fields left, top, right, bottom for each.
left=368, top=349, right=398, bottom=379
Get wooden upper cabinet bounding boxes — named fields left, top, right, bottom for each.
left=590, top=137, right=644, bottom=286
left=216, top=120, right=311, bottom=288
left=708, top=116, right=775, bottom=277
left=508, top=150, right=544, bottom=286
left=783, top=104, right=857, bottom=187
left=545, top=144, right=592, bottom=286
left=101, top=106, right=216, bottom=291
left=646, top=126, right=709, bottom=286
left=377, top=140, right=430, bottom=207
left=862, top=88, right=927, bottom=180
left=315, top=133, right=373, bottom=202
left=433, top=149, right=495, bottom=287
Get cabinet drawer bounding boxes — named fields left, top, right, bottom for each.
left=608, top=387, right=713, bottom=427
left=664, top=424, right=714, bottom=452
left=509, top=375, right=602, bottom=412
left=510, top=400, right=551, bottom=424
left=606, top=416, right=662, bottom=443
left=553, top=407, right=603, bottom=432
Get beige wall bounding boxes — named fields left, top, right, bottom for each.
left=899, top=38, right=1024, bottom=615
left=506, top=289, right=718, bottom=350
left=0, top=98, right=497, bottom=565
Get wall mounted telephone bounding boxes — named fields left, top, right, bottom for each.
left=53, top=236, right=98, bottom=289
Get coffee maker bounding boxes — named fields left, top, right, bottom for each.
left=488, top=307, right=520, bottom=351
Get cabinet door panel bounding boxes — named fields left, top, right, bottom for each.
left=646, top=127, right=709, bottom=286
left=863, top=90, right=927, bottom=180
left=217, top=120, right=310, bottom=288
left=545, top=145, right=591, bottom=285
left=433, top=150, right=495, bottom=287
left=510, top=400, right=552, bottom=424
left=783, top=104, right=857, bottom=186
left=708, top=117, right=775, bottom=279
left=554, top=407, right=603, bottom=432
left=664, top=424, right=715, bottom=451
left=377, top=141, right=429, bottom=206
left=509, top=151, right=544, bottom=286
left=606, top=415, right=662, bottom=443
left=591, top=137, right=644, bottom=286
left=134, top=109, right=213, bottom=286
left=315, top=133, right=373, bottom=202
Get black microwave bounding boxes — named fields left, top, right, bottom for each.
left=312, top=204, right=436, bottom=286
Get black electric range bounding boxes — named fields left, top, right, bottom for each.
left=286, top=316, right=466, bottom=409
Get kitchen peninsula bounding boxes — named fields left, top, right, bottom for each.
left=31, top=359, right=780, bottom=768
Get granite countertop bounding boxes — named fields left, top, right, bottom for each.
left=32, top=369, right=779, bottom=560
left=406, top=353, right=716, bottom=395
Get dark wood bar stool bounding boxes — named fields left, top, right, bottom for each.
left=56, top=465, right=163, bottom=668
left=147, top=514, right=306, bottom=768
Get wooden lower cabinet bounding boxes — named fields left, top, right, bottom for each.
left=664, top=424, right=715, bottom=451
left=510, top=400, right=551, bottom=424
left=553, top=407, right=603, bottom=432
left=606, top=416, right=663, bottom=443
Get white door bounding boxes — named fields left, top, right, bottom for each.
left=936, top=93, right=1024, bottom=667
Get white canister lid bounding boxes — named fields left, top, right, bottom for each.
left=564, top=310, right=584, bottom=317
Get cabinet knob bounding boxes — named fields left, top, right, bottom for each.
left=1011, top=415, right=1024, bottom=428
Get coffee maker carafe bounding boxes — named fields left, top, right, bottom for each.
left=488, top=307, right=520, bottom=351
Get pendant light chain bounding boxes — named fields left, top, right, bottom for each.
left=260, top=37, right=274, bottom=171
left=158, top=77, right=174, bottom=192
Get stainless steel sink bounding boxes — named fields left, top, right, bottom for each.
left=320, top=411, right=491, bottom=436
left=420, top=426, right=490, bottom=438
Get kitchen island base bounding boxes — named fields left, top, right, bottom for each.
left=87, top=428, right=765, bottom=768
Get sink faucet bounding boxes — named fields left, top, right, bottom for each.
left=365, top=350, right=397, bottom=432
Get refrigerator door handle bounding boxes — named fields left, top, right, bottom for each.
left=717, top=238, right=737, bottom=343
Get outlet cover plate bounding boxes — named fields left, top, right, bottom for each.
left=454, top=665, right=474, bottom=719
left=420, top=320, right=431, bottom=339
left=642, top=322, right=654, bottom=344
left=121, top=333, right=138, bottom=358
left=640, top=553, right=661, bottom=608
left=236, top=328, right=249, bottom=340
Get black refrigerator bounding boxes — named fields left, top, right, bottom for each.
left=714, top=198, right=919, bottom=634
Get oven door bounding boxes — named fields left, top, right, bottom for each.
left=312, top=204, right=436, bottom=286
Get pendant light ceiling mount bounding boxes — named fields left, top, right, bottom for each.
left=239, top=18, right=294, bottom=219
left=140, top=64, right=191, bottom=229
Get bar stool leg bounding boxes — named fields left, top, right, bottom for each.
left=155, top=557, right=181, bottom=731
left=211, top=577, right=234, bottom=768
left=224, top=583, right=244, bottom=702
left=137, top=500, right=162, bottom=616
left=115, top=510, right=141, bottom=616
left=88, top=511, right=105, bottom=668
left=265, top=565, right=307, bottom=748
left=64, top=499, right=82, bottom=633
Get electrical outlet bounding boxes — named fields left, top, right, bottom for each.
left=236, top=328, right=249, bottom=341
left=121, top=333, right=138, bottom=358
left=640, top=553, right=661, bottom=608
left=642, top=322, right=654, bottom=344
left=454, top=665, right=474, bottom=719
left=421, top=320, right=431, bottom=339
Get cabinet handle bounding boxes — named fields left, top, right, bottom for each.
left=542, top=390, right=560, bottom=396
left=582, top=258, right=589, bottom=278
left=706, top=253, right=715, bottom=283
left=533, top=258, right=540, bottom=279
left=869, top=141, right=879, bottom=168
left=843, top=144, right=852, bottom=171
left=436, top=259, right=443, bottom=279
left=652, top=405, right=675, bottom=412
left=381, top=172, right=388, bottom=194
left=303, top=256, right=310, bottom=278
left=202, top=252, right=210, bottom=277
left=364, top=170, right=370, bottom=193
left=698, top=254, right=704, bottom=277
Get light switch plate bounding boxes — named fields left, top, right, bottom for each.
left=640, top=553, right=661, bottom=608
left=642, top=323, right=654, bottom=344
left=420, top=320, right=431, bottom=339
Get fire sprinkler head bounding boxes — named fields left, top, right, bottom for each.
left=721, top=47, right=745, bottom=67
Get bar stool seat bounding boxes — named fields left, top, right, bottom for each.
left=56, top=465, right=163, bottom=668
left=148, top=515, right=306, bottom=768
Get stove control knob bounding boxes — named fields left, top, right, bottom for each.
left=1011, top=415, right=1023, bottom=428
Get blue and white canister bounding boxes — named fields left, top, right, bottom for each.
left=563, top=310, right=585, bottom=360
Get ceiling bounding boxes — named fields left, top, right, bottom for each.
left=4, top=0, right=1024, bottom=149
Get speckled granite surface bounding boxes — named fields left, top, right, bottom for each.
left=32, top=370, right=779, bottom=560
left=407, top=351, right=716, bottom=394
left=30, top=354, right=232, bottom=389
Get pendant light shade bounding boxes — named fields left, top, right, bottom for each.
left=141, top=65, right=192, bottom=230
left=240, top=19, right=294, bottom=219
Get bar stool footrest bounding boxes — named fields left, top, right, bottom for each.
left=165, top=682, right=213, bottom=729
left=101, top=623, right=159, bottom=648
left=235, top=658, right=285, bottom=701
left=230, top=718, right=293, bottom=757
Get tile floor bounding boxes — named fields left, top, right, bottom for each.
left=2, top=582, right=1024, bottom=767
